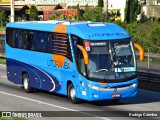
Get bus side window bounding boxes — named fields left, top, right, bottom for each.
left=37, top=32, right=48, bottom=52
left=6, top=28, right=14, bottom=47
left=27, top=32, right=34, bottom=50
left=19, top=30, right=27, bottom=49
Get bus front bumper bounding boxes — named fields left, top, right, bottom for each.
left=86, top=83, right=138, bottom=101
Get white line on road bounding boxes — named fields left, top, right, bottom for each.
left=1, top=75, right=159, bottom=95
left=0, top=64, right=6, bottom=67
left=0, top=90, right=111, bottom=120
left=1, top=76, right=7, bottom=78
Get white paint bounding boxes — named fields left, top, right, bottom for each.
left=82, top=91, right=86, bottom=96
left=0, top=64, right=6, bottom=67
left=1, top=76, right=7, bottom=79
left=0, top=90, right=111, bottom=120
left=29, top=64, right=55, bottom=92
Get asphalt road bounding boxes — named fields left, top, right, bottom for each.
left=0, top=64, right=160, bottom=120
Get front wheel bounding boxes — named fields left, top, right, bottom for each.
left=22, top=74, right=34, bottom=93
left=68, top=84, right=80, bottom=104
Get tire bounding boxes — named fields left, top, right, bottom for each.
left=22, top=74, right=34, bottom=93
left=68, top=84, right=80, bottom=104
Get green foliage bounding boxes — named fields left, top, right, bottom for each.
left=0, top=11, right=5, bottom=21
left=83, top=7, right=105, bottom=22
left=118, top=20, right=160, bottom=53
left=0, top=10, right=6, bottom=27
left=76, top=4, right=83, bottom=20
left=0, top=117, right=27, bottom=120
left=150, top=28, right=160, bottom=52
left=98, top=0, right=104, bottom=7
left=0, top=58, right=5, bottom=64
left=140, top=12, right=149, bottom=23
left=124, top=0, right=141, bottom=23
left=49, top=13, right=57, bottom=20
left=29, top=5, right=38, bottom=21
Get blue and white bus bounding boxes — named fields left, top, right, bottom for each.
left=5, top=20, right=144, bottom=103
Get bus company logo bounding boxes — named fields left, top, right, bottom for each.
left=89, top=33, right=126, bottom=38
left=2, top=112, right=11, bottom=117
left=47, top=59, right=71, bottom=69
left=114, top=43, right=130, bottom=53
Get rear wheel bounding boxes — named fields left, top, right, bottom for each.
left=22, top=74, right=34, bottom=93
left=68, top=84, right=80, bottom=104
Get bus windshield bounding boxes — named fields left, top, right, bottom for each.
left=86, top=39, right=136, bottom=81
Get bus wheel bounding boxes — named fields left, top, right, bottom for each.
left=22, top=74, right=34, bottom=93
left=68, top=84, right=80, bottom=104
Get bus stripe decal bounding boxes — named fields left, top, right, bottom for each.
left=17, top=61, right=42, bottom=89
left=29, top=64, right=56, bottom=92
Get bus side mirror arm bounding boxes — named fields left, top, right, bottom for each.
left=77, top=45, right=89, bottom=65
left=134, top=43, right=144, bottom=61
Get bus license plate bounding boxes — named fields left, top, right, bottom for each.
left=112, top=94, right=120, bottom=98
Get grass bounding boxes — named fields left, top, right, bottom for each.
left=0, top=117, right=27, bottom=120
left=0, top=27, right=5, bottom=31
left=0, top=58, right=6, bottom=64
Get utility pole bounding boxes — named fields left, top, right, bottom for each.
left=104, top=0, right=108, bottom=22
left=11, top=0, right=15, bottom=22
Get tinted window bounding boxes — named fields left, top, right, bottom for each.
left=6, top=28, right=52, bottom=54
left=37, top=32, right=49, bottom=52
left=19, top=30, right=27, bottom=49
left=6, top=28, right=14, bottom=47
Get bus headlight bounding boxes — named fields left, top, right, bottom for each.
left=87, top=84, right=99, bottom=90
left=132, top=82, right=138, bottom=88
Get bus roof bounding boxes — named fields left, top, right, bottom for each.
left=6, top=20, right=130, bottom=40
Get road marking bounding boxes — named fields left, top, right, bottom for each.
left=0, top=64, right=6, bottom=67
left=1, top=76, right=7, bottom=78
left=0, top=90, right=111, bottom=120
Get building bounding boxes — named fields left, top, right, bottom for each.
left=0, top=0, right=99, bottom=20
left=103, top=0, right=127, bottom=21
left=141, top=0, right=160, bottom=18
left=0, top=0, right=128, bottom=22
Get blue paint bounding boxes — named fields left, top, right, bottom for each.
left=5, top=21, right=138, bottom=101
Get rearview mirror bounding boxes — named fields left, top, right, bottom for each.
left=134, top=43, right=144, bottom=61
left=77, top=45, right=89, bottom=65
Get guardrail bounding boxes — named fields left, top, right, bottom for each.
left=0, top=33, right=5, bottom=56
left=137, top=71, right=160, bottom=83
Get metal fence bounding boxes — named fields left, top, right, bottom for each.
left=0, top=34, right=5, bottom=52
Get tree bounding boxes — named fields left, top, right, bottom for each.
left=0, top=10, right=5, bottom=27
left=83, top=7, right=105, bottom=22
left=29, top=5, right=38, bottom=21
left=98, top=0, right=104, bottom=7
left=76, top=4, right=83, bottom=20
left=124, top=0, right=141, bottom=23
left=49, top=13, right=57, bottom=20
left=150, top=27, right=160, bottom=52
